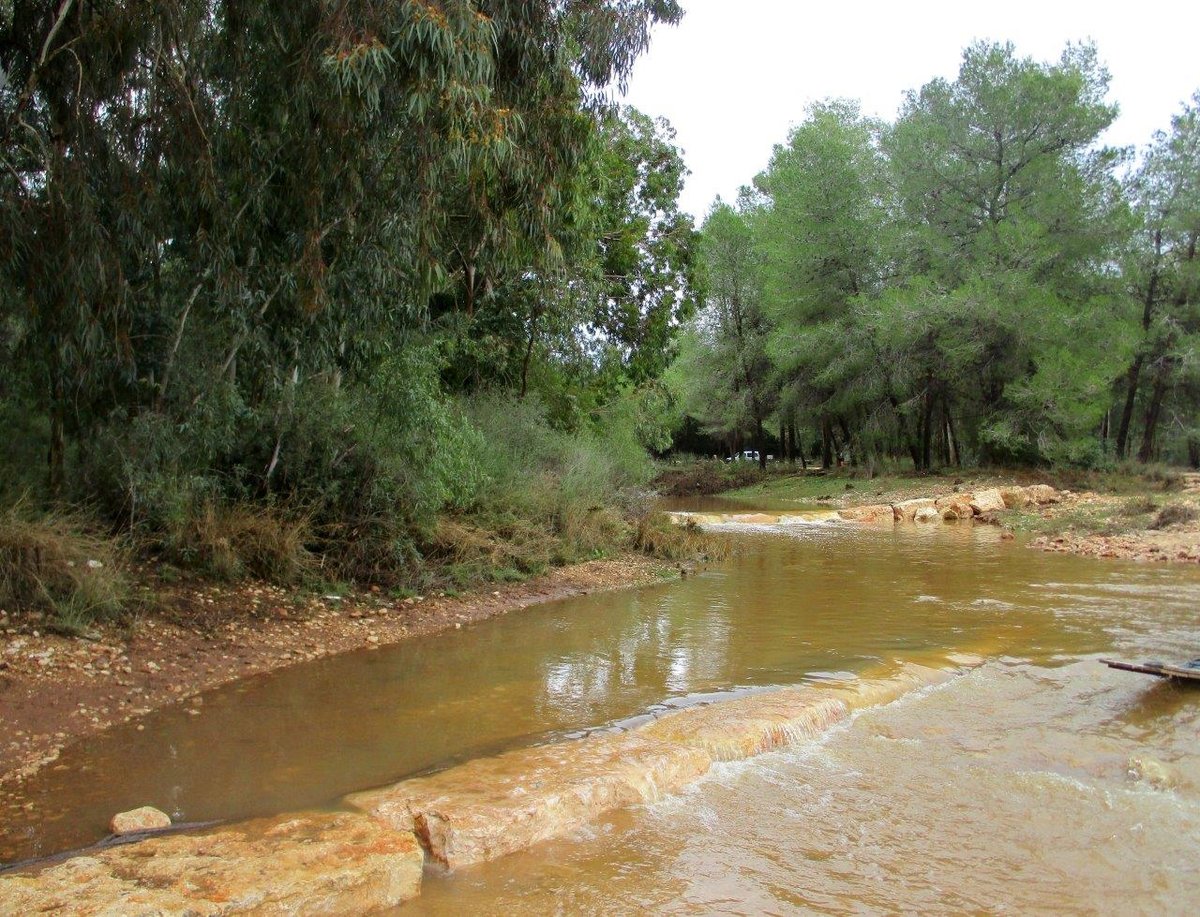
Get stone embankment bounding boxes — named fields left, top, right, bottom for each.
left=837, top=484, right=1063, bottom=526
left=0, top=660, right=978, bottom=913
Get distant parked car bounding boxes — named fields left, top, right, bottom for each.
left=728, top=450, right=760, bottom=463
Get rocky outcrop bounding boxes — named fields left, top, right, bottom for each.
left=969, top=489, right=1007, bottom=515
left=935, top=494, right=976, bottom=521
left=347, top=662, right=969, bottom=871
left=838, top=504, right=895, bottom=525
left=109, top=805, right=171, bottom=836
left=347, top=734, right=713, bottom=871
left=0, top=812, right=423, bottom=916
left=999, top=486, right=1032, bottom=509
left=893, top=498, right=936, bottom=522
left=914, top=506, right=942, bottom=523
left=1025, top=484, right=1062, bottom=505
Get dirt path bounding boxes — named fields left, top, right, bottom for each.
left=0, top=556, right=670, bottom=793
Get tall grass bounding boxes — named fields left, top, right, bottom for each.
left=0, top=504, right=132, bottom=632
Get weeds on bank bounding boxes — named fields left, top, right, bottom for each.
left=0, top=504, right=133, bottom=633
left=164, top=503, right=314, bottom=583
left=633, top=514, right=730, bottom=563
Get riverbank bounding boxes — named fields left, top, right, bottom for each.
left=700, top=463, right=1200, bottom=564
left=0, top=555, right=672, bottom=795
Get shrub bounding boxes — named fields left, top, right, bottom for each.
left=633, top=514, right=729, bottom=562
left=0, top=504, right=131, bottom=630
left=164, top=502, right=313, bottom=582
left=1149, top=502, right=1199, bottom=531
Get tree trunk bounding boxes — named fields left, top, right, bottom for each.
left=48, top=375, right=66, bottom=498
left=946, top=404, right=960, bottom=467
left=919, top=388, right=935, bottom=471
left=1137, top=368, right=1170, bottom=463
left=1115, top=355, right=1144, bottom=460
left=756, top=416, right=767, bottom=470
left=821, top=420, right=833, bottom=469
left=520, top=309, right=540, bottom=399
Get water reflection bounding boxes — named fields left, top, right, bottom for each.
left=4, top=522, right=1200, bottom=865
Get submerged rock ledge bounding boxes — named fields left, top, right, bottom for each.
left=346, top=661, right=970, bottom=870
left=1, top=661, right=976, bottom=913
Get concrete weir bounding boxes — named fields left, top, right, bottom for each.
left=1, top=661, right=976, bottom=912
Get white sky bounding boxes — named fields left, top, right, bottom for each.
left=620, top=0, right=1200, bottom=219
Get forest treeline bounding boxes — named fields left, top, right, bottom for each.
left=0, top=0, right=699, bottom=619
left=670, top=42, right=1200, bottom=473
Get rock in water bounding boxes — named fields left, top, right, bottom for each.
left=838, top=504, right=895, bottom=525
left=893, top=498, right=936, bottom=523
left=1129, top=755, right=1176, bottom=790
left=110, top=806, right=172, bottom=836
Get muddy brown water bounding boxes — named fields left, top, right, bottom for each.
left=3, top=515, right=1199, bottom=914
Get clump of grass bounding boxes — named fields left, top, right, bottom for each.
left=1120, top=496, right=1160, bottom=517
left=1149, top=502, right=1200, bottom=531
left=633, top=514, right=729, bottom=563
left=166, top=503, right=312, bottom=583
left=0, top=504, right=131, bottom=632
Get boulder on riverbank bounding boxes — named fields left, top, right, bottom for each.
left=969, top=489, right=1007, bottom=515
left=109, top=805, right=171, bottom=836
left=936, top=494, right=975, bottom=521
left=838, top=504, right=896, bottom=524
left=0, top=812, right=424, bottom=915
left=894, top=498, right=937, bottom=522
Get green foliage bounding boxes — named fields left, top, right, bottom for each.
left=672, top=41, right=1168, bottom=473
left=0, top=1, right=692, bottom=597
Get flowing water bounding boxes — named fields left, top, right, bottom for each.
left=3, top=514, right=1199, bottom=914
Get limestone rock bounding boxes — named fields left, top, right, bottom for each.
left=346, top=662, right=970, bottom=872
left=969, top=489, right=1007, bottom=515
left=936, top=494, right=975, bottom=521
left=998, top=486, right=1032, bottom=509
left=348, top=734, right=711, bottom=871
left=0, top=812, right=423, bottom=915
left=893, top=498, right=936, bottom=523
left=914, top=506, right=942, bottom=524
left=1025, top=484, right=1062, bottom=505
left=838, top=504, right=895, bottom=525
left=109, top=805, right=171, bottom=836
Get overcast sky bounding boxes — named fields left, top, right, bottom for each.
left=620, top=0, right=1200, bottom=219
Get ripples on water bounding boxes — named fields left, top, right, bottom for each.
left=4, top=517, right=1199, bottom=914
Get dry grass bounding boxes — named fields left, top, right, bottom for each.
left=0, top=505, right=131, bottom=631
left=1149, top=502, right=1200, bottom=531
left=633, top=514, right=730, bottom=563
left=166, top=503, right=313, bottom=583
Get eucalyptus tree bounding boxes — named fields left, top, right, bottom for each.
left=0, top=0, right=684, bottom=502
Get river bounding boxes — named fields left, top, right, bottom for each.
left=3, top=514, right=1199, bottom=913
